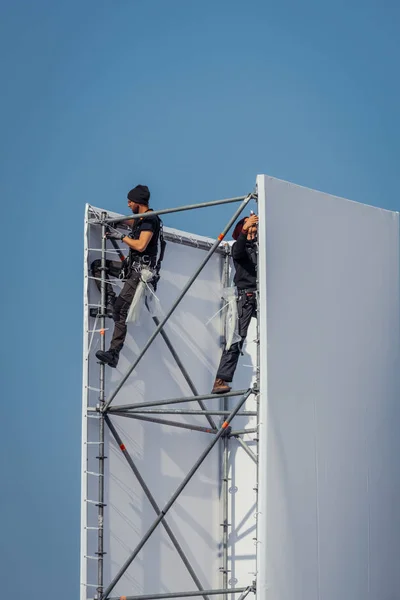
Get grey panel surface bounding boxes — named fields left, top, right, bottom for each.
left=257, top=176, right=400, bottom=600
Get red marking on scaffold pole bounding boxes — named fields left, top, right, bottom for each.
left=99, top=329, right=105, bottom=336
left=119, top=444, right=126, bottom=451
left=120, top=596, right=127, bottom=600
left=218, top=233, right=225, bottom=241
left=222, top=421, right=229, bottom=429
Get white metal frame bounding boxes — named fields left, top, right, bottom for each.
left=81, top=188, right=263, bottom=600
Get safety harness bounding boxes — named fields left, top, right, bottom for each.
left=106, top=215, right=166, bottom=290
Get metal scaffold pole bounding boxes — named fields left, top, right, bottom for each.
left=221, top=245, right=231, bottom=592
left=101, top=195, right=249, bottom=225
left=111, top=409, right=256, bottom=416
left=107, top=588, right=248, bottom=600
left=110, top=411, right=218, bottom=434
left=96, top=212, right=107, bottom=599
left=254, top=192, right=261, bottom=586
left=145, top=301, right=217, bottom=429
left=108, top=390, right=247, bottom=412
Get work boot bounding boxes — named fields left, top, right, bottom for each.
left=95, top=348, right=119, bottom=368
left=212, top=378, right=231, bottom=394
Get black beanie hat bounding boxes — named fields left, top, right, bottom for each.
left=127, top=185, right=150, bottom=205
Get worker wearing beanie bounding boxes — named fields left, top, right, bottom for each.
left=92, top=185, right=162, bottom=368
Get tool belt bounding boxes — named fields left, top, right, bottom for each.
left=107, top=216, right=166, bottom=289
left=120, top=254, right=157, bottom=280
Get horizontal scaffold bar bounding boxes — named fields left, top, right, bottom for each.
left=88, top=230, right=228, bottom=255
left=112, top=412, right=217, bottom=434
left=119, top=409, right=257, bottom=416
left=108, top=390, right=248, bottom=412
left=95, top=195, right=251, bottom=225
left=230, top=428, right=258, bottom=436
left=106, top=587, right=248, bottom=600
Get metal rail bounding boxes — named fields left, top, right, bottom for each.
left=108, top=390, right=247, bottom=412
left=106, top=588, right=248, bottom=600
left=100, top=195, right=250, bottom=225
left=221, top=247, right=231, bottom=591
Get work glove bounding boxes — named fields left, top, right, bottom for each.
left=106, top=231, right=124, bottom=241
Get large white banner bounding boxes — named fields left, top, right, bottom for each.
left=257, top=176, right=400, bottom=600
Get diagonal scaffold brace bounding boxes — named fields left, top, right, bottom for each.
left=101, top=387, right=254, bottom=599
left=145, top=300, right=218, bottom=429
left=105, top=416, right=211, bottom=600
left=106, top=234, right=217, bottom=429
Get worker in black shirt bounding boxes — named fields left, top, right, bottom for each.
left=91, top=185, right=162, bottom=368
left=212, top=213, right=258, bottom=394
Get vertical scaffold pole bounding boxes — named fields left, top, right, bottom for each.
left=254, top=195, right=260, bottom=587
left=221, top=245, right=231, bottom=592
left=97, top=213, right=107, bottom=599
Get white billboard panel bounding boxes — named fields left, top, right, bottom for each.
left=81, top=206, right=258, bottom=599
left=257, top=176, right=400, bottom=600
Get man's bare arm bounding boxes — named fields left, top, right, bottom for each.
left=122, top=230, right=153, bottom=253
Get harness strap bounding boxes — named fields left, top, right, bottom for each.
left=152, top=218, right=166, bottom=291
left=106, top=218, right=166, bottom=288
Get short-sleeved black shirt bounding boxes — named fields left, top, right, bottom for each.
left=129, top=210, right=161, bottom=262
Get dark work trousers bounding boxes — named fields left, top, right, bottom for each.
left=216, top=291, right=257, bottom=382
left=91, top=259, right=141, bottom=353
left=91, top=258, right=123, bottom=302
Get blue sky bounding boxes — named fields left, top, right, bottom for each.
left=0, top=0, right=399, bottom=597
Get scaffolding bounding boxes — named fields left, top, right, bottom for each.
left=81, top=189, right=261, bottom=600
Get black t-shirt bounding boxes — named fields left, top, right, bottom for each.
left=129, top=210, right=161, bottom=261
left=231, top=232, right=257, bottom=290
